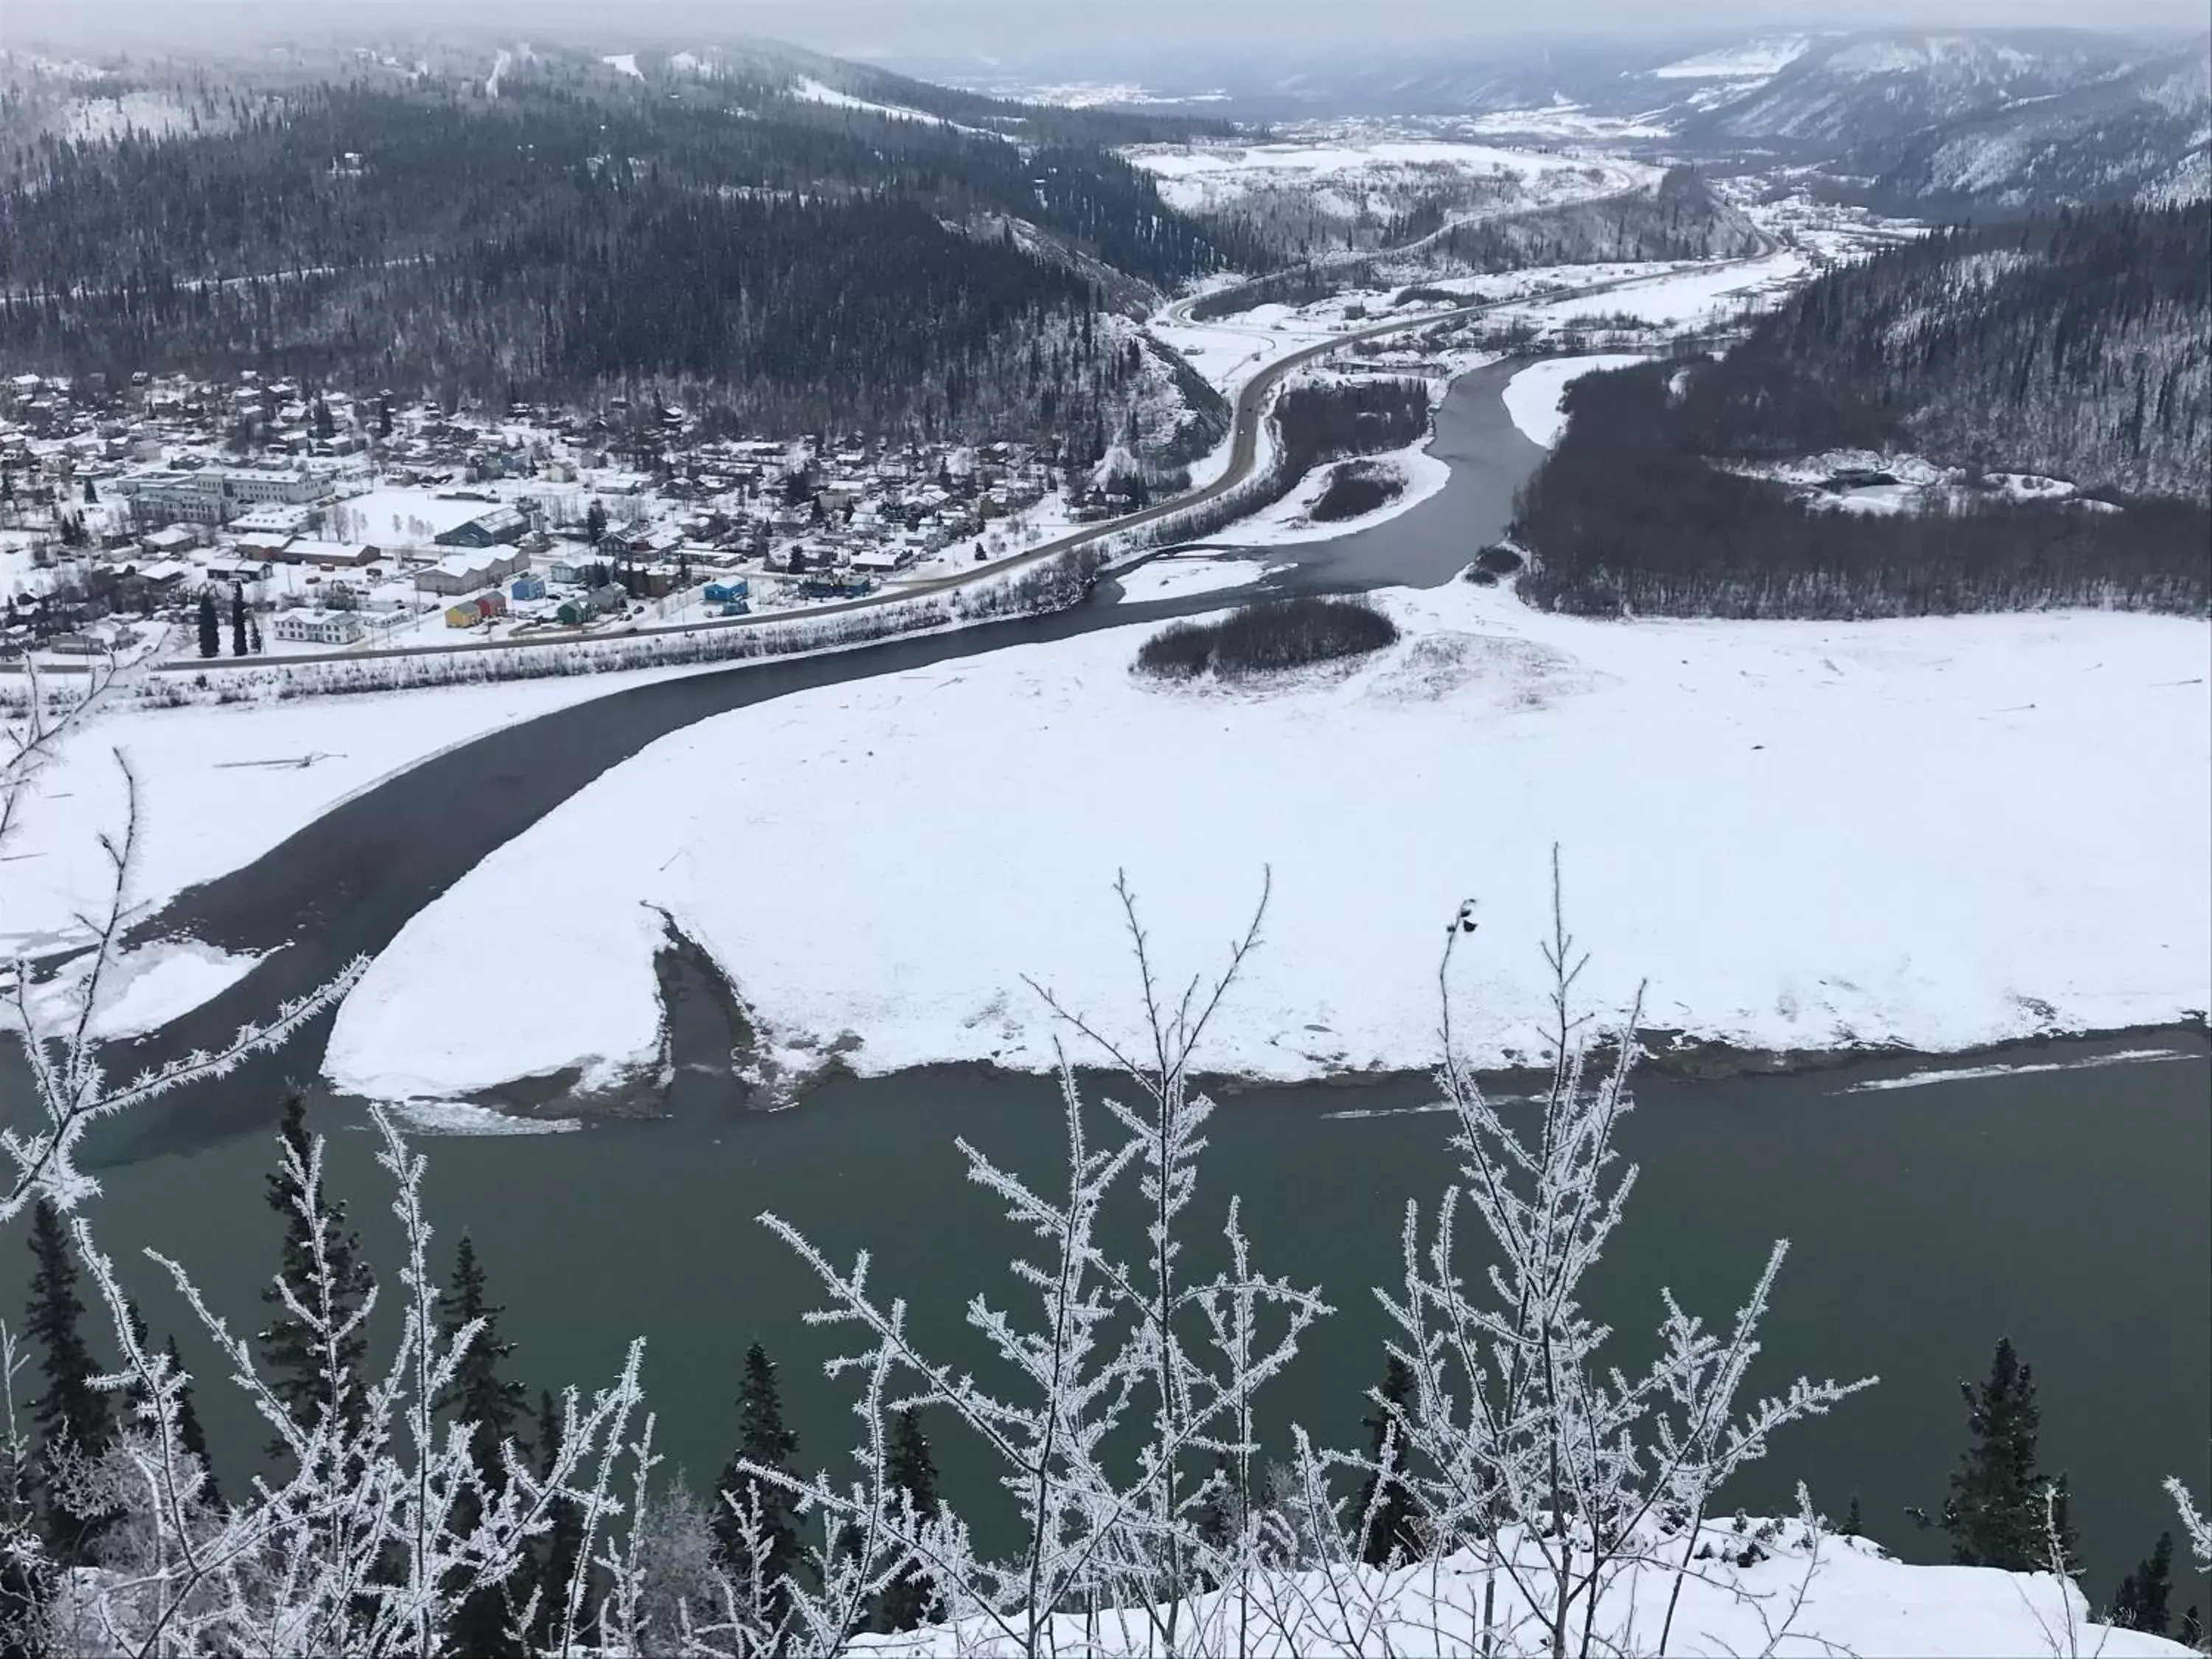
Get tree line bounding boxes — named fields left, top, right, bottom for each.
left=1672, top=201, right=2210, bottom=502
left=1514, top=361, right=2209, bottom=619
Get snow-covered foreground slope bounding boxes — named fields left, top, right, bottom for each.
left=324, top=585, right=2211, bottom=1104
left=855, top=1531, right=2191, bottom=1657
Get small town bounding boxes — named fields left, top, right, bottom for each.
left=0, top=367, right=1092, bottom=667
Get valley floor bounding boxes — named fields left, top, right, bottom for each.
left=319, top=580, right=2211, bottom=1107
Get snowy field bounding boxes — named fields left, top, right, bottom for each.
left=1124, top=136, right=1655, bottom=234
left=1500, top=249, right=1816, bottom=332
left=325, top=584, right=2211, bottom=1104
left=1502, top=355, right=1651, bottom=447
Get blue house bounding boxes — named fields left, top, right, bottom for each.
left=703, top=579, right=750, bottom=604
left=511, top=574, right=546, bottom=602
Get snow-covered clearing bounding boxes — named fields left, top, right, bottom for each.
left=1502, top=355, right=1649, bottom=447
left=59, top=89, right=199, bottom=143
left=602, top=53, right=641, bottom=79
left=0, top=669, right=723, bottom=955
left=1126, top=137, right=1653, bottom=218
left=1650, top=35, right=1815, bottom=80
left=788, top=77, right=1009, bottom=139
left=1503, top=249, right=1815, bottom=332
left=1456, top=104, right=1675, bottom=141
left=324, top=585, right=2211, bottom=1104
left=854, top=1530, right=2190, bottom=1657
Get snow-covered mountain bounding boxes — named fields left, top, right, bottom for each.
left=1677, top=29, right=2140, bottom=147
left=1863, top=42, right=2211, bottom=206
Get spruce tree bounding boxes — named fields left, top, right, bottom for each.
left=529, top=1389, right=585, bottom=1654
left=713, top=1343, right=802, bottom=1614
left=2110, top=1531, right=2174, bottom=1636
left=1354, top=1354, right=1425, bottom=1568
left=164, top=1338, right=220, bottom=1510
left=260, top=1094, right=375, bottom=1454
left=229, top=584, right=247, bottom=657
left=24, top=1200, right=113, bottom=1562
left=1839, top=1493, right=1863, bottom=1538
left=1935, top=1338, right=2070, bottom=1572
left=2179, top=1605, right=2202, bottom=1649
left=874, top=1409, right=942, bottom=1633
left=0, top=1416, right=49, bottom=1659
left=437, top=1236, right=529, bottom=1659
left=196, top=590, right=219, bottom=658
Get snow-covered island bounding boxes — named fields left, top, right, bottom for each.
left=321, top=577, right=2211, bottom=1112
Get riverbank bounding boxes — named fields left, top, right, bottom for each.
left=322, top=578, right=2211, bottom=1112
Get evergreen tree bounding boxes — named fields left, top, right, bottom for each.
left=313, top=397, right=335, bottom=440
left=584, top=499, right=607, bottom=542
left=2110, top=1531, right=2174, bottom=1636
left=229, top=584, right=247, bottom=657
left=436, top=1236, right=530, bottom=1659
left=164, top=1338, right=220, bottom=1510
left=0, top=1417, right=49, bottom=1659
left=1840, top=1493, right=1863, bottom=1539
left=24, top=1200, right=113, bottom=1562
left=528, top=1388, right=585, bottom=1654
left=874, top=1409, right=942, bottom=1633
left=259, top=1093, right=376, bottom=1454
left=2179, top=1605, right=2202, bottom=1649
left=713, top=1343, right=802, bottom=1615
left=375, top=397, right=393, bottom=439
left=80, top=479, right=96, bottom=505
left=195, top=590, right=219, bottom=658
left=1353, top=1354, right=1425, bottom=1568
left=1933, top=1338, right=2072, bottom=1572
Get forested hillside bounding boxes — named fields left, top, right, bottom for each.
left=0, top=76, right=1261, bottom=446
left=1513, top=203, right=2211, bottom=618
left=1680, top=205, right=2208, bottom=498
left=1859, top=43, right=2211, bottom=209
left=1188, top=167, right=1759, bottom=319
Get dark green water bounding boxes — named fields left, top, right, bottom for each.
left=23, top=1034, right=2209, bottom=1604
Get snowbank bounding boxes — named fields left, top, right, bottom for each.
left=1226, top=443, right=1454, bottom=546
left=1112, top=557, right=1279, bottom=602
left=10, top=939, right=266, bottom=1041
left=855, top=1528, right=2191, bottom=1657
left=324, top=585, right=2211, bottom=1103
left=1502, top=355, right=1649, bottom=448
left=1, top=671, right=707, bottom=954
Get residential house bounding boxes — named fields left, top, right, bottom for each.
left=272, top=609, right=366, bottom=646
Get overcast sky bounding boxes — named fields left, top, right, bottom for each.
left=9, top=0, right=2204, bottom=60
